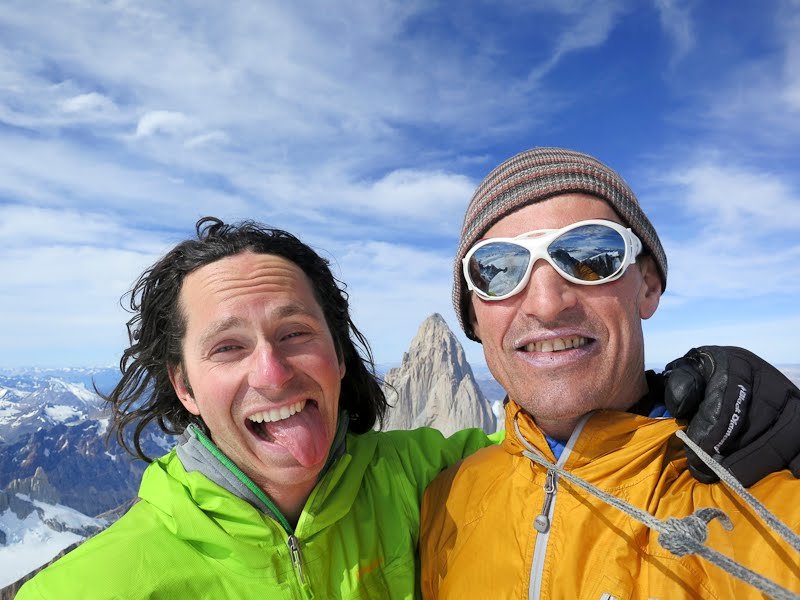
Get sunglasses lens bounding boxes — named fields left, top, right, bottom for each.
left=547, top=223, right=627, bottom=282
left=467, top=242, right=531, bottom=298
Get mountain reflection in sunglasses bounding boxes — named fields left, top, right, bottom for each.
left=462, top=219, right=643, bottom=301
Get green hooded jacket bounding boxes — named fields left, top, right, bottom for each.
left=16, top=423, right=498, bottom=599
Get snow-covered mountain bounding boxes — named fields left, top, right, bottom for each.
left=0, top=369, right=175, bottom=592
left=0, top=468, right=110, bottom=589
left=0, top=378, right=109, bottom=445
left=0, top=370, right=173, bottom=515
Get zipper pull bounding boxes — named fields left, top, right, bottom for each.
left=288, top=534, right=307, bottom=585
left=534, top=470, right=557, bottom=533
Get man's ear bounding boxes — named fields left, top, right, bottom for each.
left=169, top=364, right=200, bottom=416
left=637, top=256, right=662, bottom=320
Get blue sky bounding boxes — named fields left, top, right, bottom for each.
left=1, top=1, right=799, bottom=370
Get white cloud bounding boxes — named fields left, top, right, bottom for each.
left=0, top=131, right=252, bottom=225
left=184, top=130, right=229, bottom=149
left=0, top=205, right=176, bottom=366
left=554, top=3, right=623, bottom=54
left=654, top=0, right=694, bottom=65
left=58, top=92, right=116, bottom=115
left=0, top=244, right=157, bottom=365
left=330, top=239, right=463, bottom=364
left=134, top=110, right=191, bottom=138
left=523, top=1, right=626, bottom=82
left=653, top=158, right=800, bottom=299
left=336, top=240, right=453, bottom=288
left=0, top=205, right=130, bottom=247
left=668, top=162, right=800, bottom=231
left=670, top=3, right=800, bottom=144
left=779, top=0, right=800, bottom=110
left=666, top=234, right=800, bottom=298
left=1, top=1, right=798, bottom=368
left=0, top=1, right=565, bottom=242
left=330, top=169, right=475, bottom=231
left=0, top=1, right=571, bottom=156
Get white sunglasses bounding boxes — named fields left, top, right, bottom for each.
left=462, top=219, right=643, bottom=301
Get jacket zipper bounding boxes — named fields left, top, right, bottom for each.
left=534, top=470, right=557, bottom=533
left=528, top=467, right=558, bottom=600
left=515, top=414, right=591, bottom=600
left=288, top=535, right=307, bottom=586
left=189, top=425, right=314, bottom=597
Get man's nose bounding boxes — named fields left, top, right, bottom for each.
left=517, top=260, right=578, bottom=321
left=249, top=345, right=294, bottom=390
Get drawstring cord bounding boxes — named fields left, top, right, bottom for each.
left=514, top=418, right=800, bottom=600
left=676, top=430, right=800, bottom=554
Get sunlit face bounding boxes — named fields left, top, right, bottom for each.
left=470, top=194, right=662, bottom=439
left=170, top=251, right=345, bottom=501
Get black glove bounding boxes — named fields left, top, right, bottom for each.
left=663, top=345, right=800, bottom=487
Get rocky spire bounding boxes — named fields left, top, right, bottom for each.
left=382, top=313, right=496, bottom=435
left=6, top=466, right=60, bottom=506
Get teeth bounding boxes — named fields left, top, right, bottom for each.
left=248, top=400, right=307, bottom=424
left=522, top=337, right=587, bottom=353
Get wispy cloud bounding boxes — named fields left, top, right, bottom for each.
left=779, top=0, right=800, bottom=110
left=648, top=157, right=800, bottom=300
left=654, top=0, right=694, bottom=67
left=134, top=111, right=191, bottom=138
left=520, top=1, right=627, bottom=83
left=0, top=205, right=136, bottom=247
left=58, top=92, right=118, bottom=116
left=669, top=162, right=800, bottom=231
left=0, top=1, right=798, bottom=367
left=663, top=2, right=800, bottom=147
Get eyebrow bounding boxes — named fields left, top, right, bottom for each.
left=197, top=316, right=245, bottom=350
left=273, top=303, right=317, bottom=321
left=195, top=303, right=320, bottom=349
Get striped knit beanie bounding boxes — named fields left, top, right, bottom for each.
left=454, top=147, right=668, bottom=341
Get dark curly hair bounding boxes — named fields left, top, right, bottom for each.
left=104, top=216, right=388, bottom=461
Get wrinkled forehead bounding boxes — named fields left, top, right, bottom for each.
left=178, top=252, right=326, bottom=328
left=188, top=251, right=308, bottom=296
left=481, top=194, right=625, bottom=240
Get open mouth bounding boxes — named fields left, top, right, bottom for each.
left=519, top=336, right=589, bottom=353
left=246, top=399, right=310, bottom=441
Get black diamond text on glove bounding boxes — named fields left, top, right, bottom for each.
left=663, top=346, right=800, bottom=487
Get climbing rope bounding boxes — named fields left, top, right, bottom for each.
left=676, top=430, right=800, bottom=554
left=514, top=419, right=800, bottom=600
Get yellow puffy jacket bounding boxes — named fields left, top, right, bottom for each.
left=420, top=400, right=800, bottom=599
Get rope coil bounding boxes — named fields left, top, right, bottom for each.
left=658, top=508, right=732, bottom=557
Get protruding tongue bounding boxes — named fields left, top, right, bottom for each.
left=263, top=402, right=330, bottom=467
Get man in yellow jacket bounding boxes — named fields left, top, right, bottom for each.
left=420, top=147, right=800, bottom=599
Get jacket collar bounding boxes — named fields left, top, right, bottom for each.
left=502, top=399, right=552, bottom=458
left=502, top=397, right=681, bottom=471
left=173, top=412, right=351, bottom=533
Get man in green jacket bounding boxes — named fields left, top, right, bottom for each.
left=15, top=217, right=500, bottom=599
left=14, top=216, right=799, bottom=599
